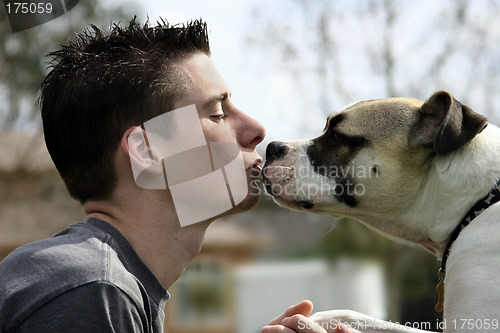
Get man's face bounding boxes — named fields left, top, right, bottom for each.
left=172, top=53, right=266, bottom=213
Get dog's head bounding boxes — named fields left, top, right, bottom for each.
left=262, top=91, right=487, bottom=219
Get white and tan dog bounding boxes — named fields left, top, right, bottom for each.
left=262, top=91, right=500, bottom=333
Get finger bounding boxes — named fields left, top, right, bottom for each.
left=262, top=324, right=297, bottom=333
left=267, top=300, right=314, bottom=325
left=280, top=315, right=327, bottom=333
left=281, top=315, right=354, bottom=333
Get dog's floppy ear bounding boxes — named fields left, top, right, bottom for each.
left=411, top=90, right=487, bottom=154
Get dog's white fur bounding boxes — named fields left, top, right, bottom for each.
left=368, top=124, right=500, bottom=254
left=310, top=128, right=500, bottom=331
left=264, top=92, right=500, bottom=332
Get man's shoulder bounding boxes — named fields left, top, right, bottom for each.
left=0, top=222, right=143, bottom=332
left=0, top=222, right=111, bottom=284
left=14, top=281, right=148, bottom=333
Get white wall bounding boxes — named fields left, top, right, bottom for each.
left=234, top=259, right=386, bottom=333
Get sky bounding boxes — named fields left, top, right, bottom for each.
left=124, top=0, right=500, bottom=150
left=8, top=0, right=497, bottom=146
left=127, top=0, right=321, bottom=149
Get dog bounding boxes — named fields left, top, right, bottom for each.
left=262, top=91, right=500, bottom=332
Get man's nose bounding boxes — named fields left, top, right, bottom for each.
left=239, top=113, right=266, bottom=150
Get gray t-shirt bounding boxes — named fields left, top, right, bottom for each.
left=0, top=218, right=169, bottom=333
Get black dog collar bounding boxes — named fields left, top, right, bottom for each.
left=441, top=179, right=500, bottom=276
left=435, top=179, right=500, bottom=312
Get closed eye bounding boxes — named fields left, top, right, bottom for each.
left=329, top=130, right=369, bottom=148
left=330, top=131, right=346, bottom=144
left=210, top=109, right=228, bottom=122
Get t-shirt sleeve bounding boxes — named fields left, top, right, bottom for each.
left=15, top=281, right=147, bottom=333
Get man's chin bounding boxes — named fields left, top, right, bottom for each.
left=220, top=190, right=261, bottom=218
left=236, top=192, right=261, bottom=213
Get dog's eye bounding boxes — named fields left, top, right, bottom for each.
left=331, top=132, right=345, bottom=144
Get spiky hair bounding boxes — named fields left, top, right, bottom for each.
left=40, top=17, right=210, bottom=203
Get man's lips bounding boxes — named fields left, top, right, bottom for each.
left=249, top=159, right=263, bottom=178
left=252, top=161, right=263, bottom=171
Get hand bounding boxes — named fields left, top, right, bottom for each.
left=261, top=300, right=352, bottom=333
left=261, top=300, right=317, bottom=333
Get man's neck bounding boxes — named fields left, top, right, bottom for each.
left=84, top=194, right=211, bottom=288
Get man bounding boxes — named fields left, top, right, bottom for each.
left=0, top=18, right=340, bottom=333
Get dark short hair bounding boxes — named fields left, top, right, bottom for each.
left=40, top=17, right=210, bottom=203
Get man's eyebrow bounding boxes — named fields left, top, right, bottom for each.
left=203, top=92, right=230, bottom=109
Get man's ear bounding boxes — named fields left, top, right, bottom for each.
left=122, top=126, right=157, bottom=164
left=411, top=90, right=488, bottom=155
left=122, top=126, right=166, bottom=190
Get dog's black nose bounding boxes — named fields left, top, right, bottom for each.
left=265, top=141, right=289, bottom=164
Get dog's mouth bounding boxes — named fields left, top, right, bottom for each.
left=275, top=195, right=316, bottom=211
left=261, top=164, right=315, bottom=210
left=294, top=199, right=315, bottom=209
left=261, top=164, right=276, bottom=195
left=261, top=163, right=289, bottom=196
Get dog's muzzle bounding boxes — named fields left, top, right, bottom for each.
left=265, top=141, right=289, bottom=165
left=262, top=141, right=288, bottom=192
left=262, top=141, right=316, bottom=210
left=262, top=141, right=289, bottom=195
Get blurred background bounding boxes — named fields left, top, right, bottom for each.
left=2, top=0, right=500, bottom=332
